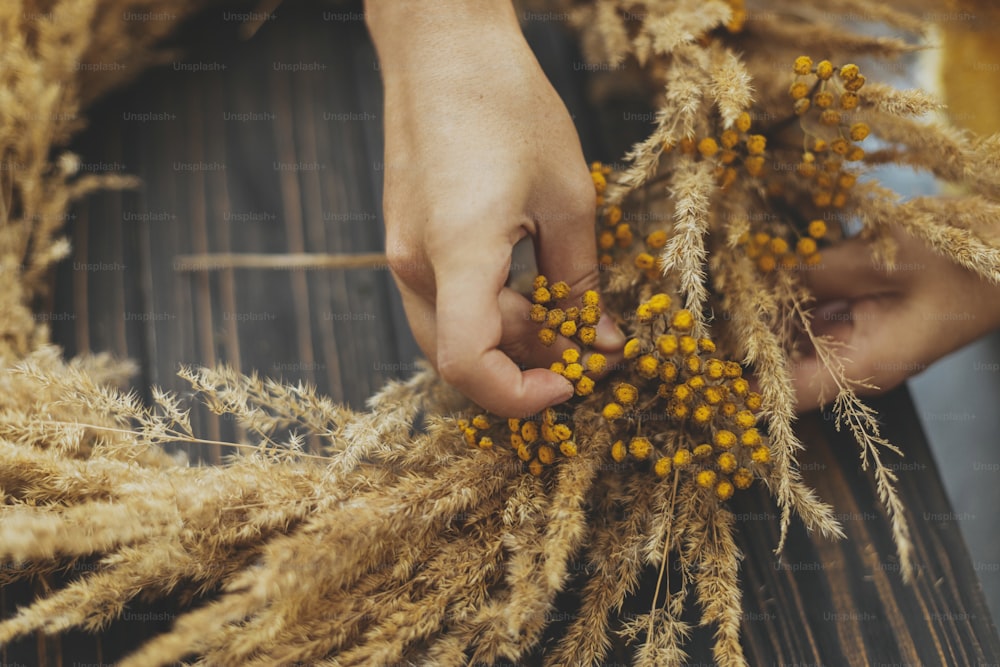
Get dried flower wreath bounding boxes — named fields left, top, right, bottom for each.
left=2, top=0, right=1000, bottom=665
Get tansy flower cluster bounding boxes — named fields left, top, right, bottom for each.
left=668, top=111, right=768, bottom=186
left=529, top=276, right=602, bottom=348
left=790, top=57, right=869, bottom=209
left=600, top=295, right=769, bottom=500
left=458, top=407, right=579, bottom=477
left=738, top=218, right=827, bottom=273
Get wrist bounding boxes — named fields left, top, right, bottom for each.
left=365, top=0, right=523, bottom=71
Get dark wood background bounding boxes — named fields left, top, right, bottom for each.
left=1, top=2, right=997, bottom=665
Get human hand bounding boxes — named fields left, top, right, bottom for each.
left=367, top=0, right=625, bottom=417
left=791, top=230, right=1000, bottom=411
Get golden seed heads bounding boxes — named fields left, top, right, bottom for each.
left=797, top=237, right=817, bottom=256
left=635, top=252, right=656, bottom=271
left=746, top=134, right=767, bottom=155
left=741, top=428, right=762, bottom=447
left=697, top=469, right=718, bottom=488
left=793, top=55, right=813, bottom=75
left=814, top=91, right=833, bottom=109
left=844, top=74, right=866, bottom=92
left=655, top=457, right=673, bottom=477
left=679, top=335, right=698, bottom=354
left=648, top=293, right=671, bottom=313
left=705, top=359, right=725, bottom=380
left=586, top=353, right=607, bottom=374
left=673, top=448, right=693, bottom=467
left=839, top=63, right=860, bottom=81
left=820, top=109, right=842, bottom=126
left=693, top=404, right=713, bottom=424
left=735, top=112, right=752, bottom=133
left=629, top=437, right=652, bottom=460
left=789, top=82, right=810, bottom=100
left=671, top=309, right=695, bottom=332
left=614, top=383, right=639, bottom=406
left=718, top=452, right=738, bottom=473
left=714, top=430, right=737, bottom=449
left=646, top=230, right=668, bottom=249
left=849, top=122, right=870, bottom=142
left=698, top=137, right=720, bottom=158
left=637, top=355, right=660, bottom=379
left=521, top=421, right=539, bottom=443
left=840, top=92, right=859, bottom=110
left=611, top=439, right=627, bottom=462
left=735, top=410, right=756, bottom=429
left=605, top=205, right=622, bottom=226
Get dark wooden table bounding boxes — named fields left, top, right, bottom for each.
left=3, top=3, right=998, bottom=665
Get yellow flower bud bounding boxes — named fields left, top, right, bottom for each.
left=718, top=452, right=738, bottom=473
left=693, top=404, right=713, bottom=425
left=714, top=430, right=737, bottom=449
left=579, top=326, right=596, bottom=345
left=716, top=480, right=735, bottom=501
left=637, top=355, right=659, bottom=379
left=560, top=440, right=578, bottom=457
left=849, top=122, right=870, bottom=142
left=816, top=60, right=834, bottom=80
left=746, top=134, right=767, bottom=155
left=602, top=403, right=625, bottom=421
left=529, top=459, right=544, bottom=476
left=654, top=457, right=673, bottom=477
left=575, top=376, right=595, bottom=396
left=793, top=55, right=813, bottom=75
left=538, top=444, right=555, bottom=464
left=648, top=293, right=671, bottom=313
left=529, top=304, right=548, bottom=323
left=562, top=363, right=583, bottom=381
left=585, top=353, right=607, bottom=373
left=624, top=338, right=641, bottom=359
left=646, top=230, right=668, bottom=249
left=635, top=253, right=656, bottom=271
left=671, top=309, right=695, bottom=332
left=735, top=111, right=752, bottom=133
left=697, top=469, right=717, bottom=488
left=629, top=437, right=652, bottom=460
left=698, top=137, right=720, bottom=158
left=538, top=328, right=556, bottom=346
left=734, top=468, right=753, bottom=489
left=673, top=448, right=692, bottom=467
left=559, top=321, right=578, bottom=337
left=533, top=287, right=551, bottom=304
left=611, top=439, right=627, bottom=462
left=550, top=281, right=570, bottom=300
left=751, top=446, right=771, bottom=464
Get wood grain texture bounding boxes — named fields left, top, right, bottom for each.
left=3, top=3, right=997, bottom=666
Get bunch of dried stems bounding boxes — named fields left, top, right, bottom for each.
left=3, top=0, right=1000, bottom=665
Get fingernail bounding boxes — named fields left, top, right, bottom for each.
left=594, top=316, right=627, bottom=350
